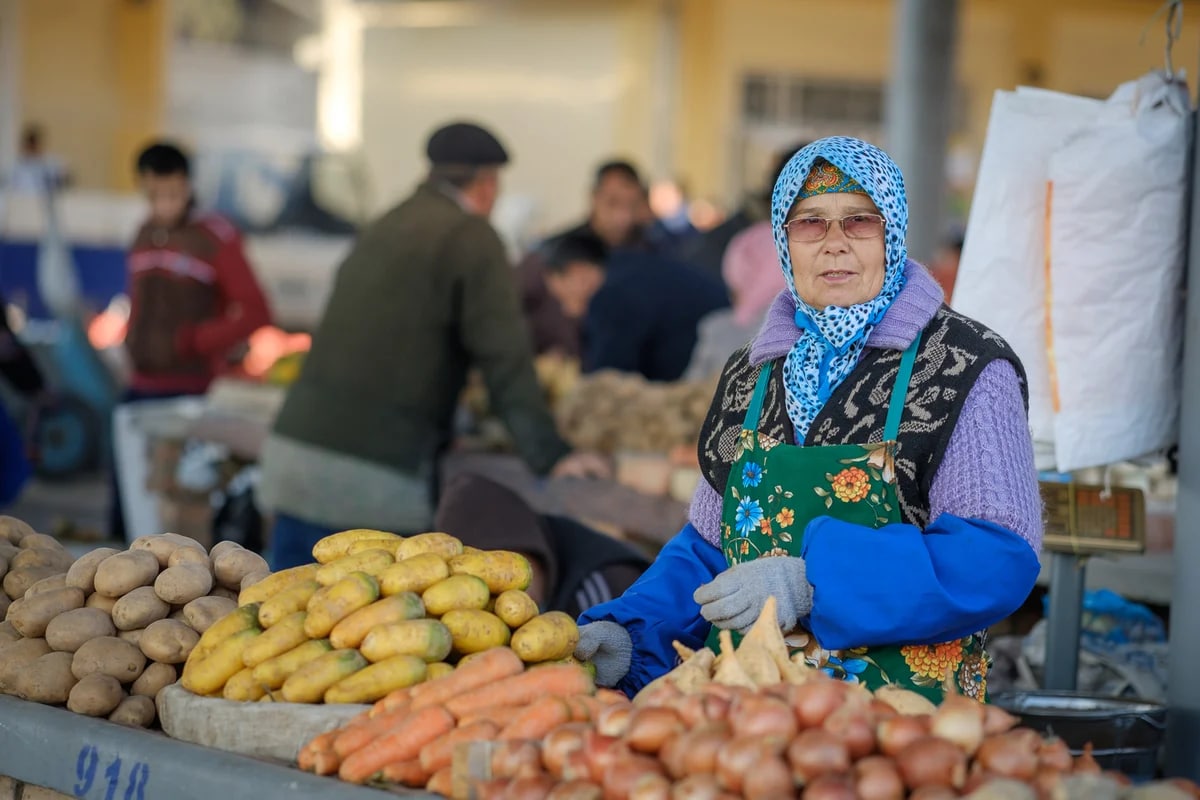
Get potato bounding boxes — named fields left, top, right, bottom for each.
left=494, top=590, right=539, bottom=629
left=0, top=592, right=9, bottom=620
left=510, top=612, right=580, bottom=663
left=108, top=694, right=155, bottom=728
left=448, top=551, right=532, bottom=594
left=422, top=575, right=490, bottom=616
left=182, top=596, right=237, bottom=634
left=14, top=651, right=77, bottom=703
left=0, top=637, right=51, bottom=691
left=93, top=551, right=160, bottom=598
left=396, top=532, right=463, bottom=561
left=0, top=540, right=17, bottom=560
left=68, top=673, right=125, bottom=716
left=45, top=608, right=116, bottom=653
left=441, top=609, right=510, bottom=655
left=0, top=516, right=36, bottom=544
left=7, top=587, right=86, bottom=638
left=65, top=547, right=120, bottom=593
left=154, top=564, right=214, bottom=605
left=4, top=566, right=59, bottom=599
left=72, top=636, right=147, bottom=683
left=170, top=609, right=188, bottom=623
left=213, top=548, right=270, bottom=591
left=131, top=661, right=177, bottom=699
left=118, top=628, right=145, bottom=647
left=132, top=533, right=203, bottom=568
left=12, top=547, right=72, bottom=572
left=379, top=553, right=450, bottom=597
left=238, top=563, right=320, bottom=606
left=0, top=620, right=19, bottom=643
left=167, top=546, right=211, bottom=570
left=210, top=587, right=239, bottom=601
left=208, top=540, right=244, bottom=561
left=25, top=573, right=69, bottom=598
left=140, top=619, right=200, bottom=664
left=111, top=586, right=170, bottom=631
left=240, top=570, right=270, bottom=591
left=0, top=554, right=7, bottom=581
left=86, top=593, right=118, bottom=613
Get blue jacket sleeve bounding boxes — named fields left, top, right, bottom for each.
left=583, top=286, right=650, bottom=375
left=578, top=524, right=726, bottom=696
left=800, top=513, right=1040, bottom=650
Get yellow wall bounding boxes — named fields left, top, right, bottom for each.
left=19, top=0, right=166, bottom=190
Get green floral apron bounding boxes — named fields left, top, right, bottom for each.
left=707, top=334, right=989, bottom=703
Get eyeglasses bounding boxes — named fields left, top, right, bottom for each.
left=784, top=214, right=885, bottom=243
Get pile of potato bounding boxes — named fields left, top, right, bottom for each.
left=0, top=517, right=268, bottom=728
left=554, top=371, right=717, bottom=455
left=181, top=529, right=581, bottom=706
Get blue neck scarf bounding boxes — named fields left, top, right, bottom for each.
left=771, top=137, right=910, bottom=439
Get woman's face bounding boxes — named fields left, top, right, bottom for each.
left=786, top=192, right=886, bottom=309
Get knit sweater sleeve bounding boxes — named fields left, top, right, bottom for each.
left=928, top=359, right=1043, bottom=550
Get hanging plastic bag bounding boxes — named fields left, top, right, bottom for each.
left=1045, top=72, right=1190, bottom=471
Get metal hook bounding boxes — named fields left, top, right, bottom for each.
left=1141, top=0, right=1184, bottom=80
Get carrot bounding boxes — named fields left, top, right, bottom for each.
left=334, top=702, right=411, bottom=758
left=297, top=730, right=337, bottom=773
left=445, top=664, right=594, bottom=719
left=339, top=706, right=456, bottom=784
left=372, top=687, right=415, bottom=717
left=458, top=703, right=523, bottom=728
left=500, top=696, right=573, bottom=741
left=425, top=767, right=454, bottom=797
left=310, top=749, right=342, bottom=777
left=411, top=647, right=524, bottom=712
left=595, top=688, right=628, bottom=705
left=379, top=758, right=428, bottom=787
left=419, top=720, right=500, bottom=774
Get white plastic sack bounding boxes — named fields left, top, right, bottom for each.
left=952, top=88, right=1103, bottom=446
left=1046, top=72, right=1190, bottom=471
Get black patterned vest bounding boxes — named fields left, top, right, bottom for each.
left=697, top=306, right=1028, bottom=527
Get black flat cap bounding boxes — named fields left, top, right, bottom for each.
left=425, top=122, right=510, bottom=167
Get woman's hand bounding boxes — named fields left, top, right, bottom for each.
left=693, top=556, right=813, bottom=634
left=574, top=621, right=632, bottom=688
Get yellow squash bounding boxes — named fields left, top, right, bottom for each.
left=329, top=593, right=425, bottom=650
left=324, top=654, right=427, bottom=704
left=305, top=572, right=379, bottom=638
left=281, top=649, right=367, bottom=703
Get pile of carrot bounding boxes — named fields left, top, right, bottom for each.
left=298, top=646, right=616, bottom=792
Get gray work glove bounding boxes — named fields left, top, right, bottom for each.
left=693, top=556, right=813, bottom=635
left=574, top=621, right=632, bottom=688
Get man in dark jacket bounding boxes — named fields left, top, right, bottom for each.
left=543, top=232, right=728, bottom=382
left=435, top=473, right=650, bottom=617
left=260, top=122, right=606, bottom=569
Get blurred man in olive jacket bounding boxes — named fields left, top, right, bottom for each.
left=260, top=122, right=605, bottom=569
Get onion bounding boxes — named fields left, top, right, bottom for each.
left=597, top=705, right=633, bottom=738
left=601, top=754, right=664, bottom=800
left=547, top=781, right=604, bottom=800
left=493, top=741, right=544, bottom=779
left=1032, top=766, right=1064, bottom=798
left=626, top=708, right=685, bottom=754
left=638, top=682, right=683, bottom=710
left=701, top=694, right=731, bottom=723
left=823, top=705, right=876, bottom=759
left=895, top=736, right=967, bottom=790
left=681, top=725, right=732, bottom=776
left=799, top=774, right=856, bottom=800
left=1036, top=737, right=1073, bottom=772
left=982, top=704, right=1020, bottom=735
left=907, top=788, right=960, bottom=800
left=742, top=755, right=796, bottom=800
left=877, top=715, right=929, bottom=757
left=1073, top=743, right=1101, bottom=775
left=765, top=683, right=798, bottom=704
left=629, top=774, right=671, bottom=800
left=473, top=779, right=512, bottom=800
left=791, top=679, right=848, bottom=728
left=506, top=775, right=557, bottom=800
left=868, top=699, right=900, bottom=721
left=930, top=695, right=985, bottom=756
left=732, top=696, right=799, bottom=741
left=670, top=775, right=723, bottom=800
left=854, top=756, right=905, bottom=800
left=583, top=732, right=630, bottom=783
left=659, top=733, right=689, bottom=780
left=1102, top=770, right=1132, bottom=788
left=562, top=750, right=593, bottom=782
left=786, top=728, right=851, bottom=782
left=676, top=693, right=708, bottom=727
left=1168, top=778, right=1200, bottom=799
left=543, top=723, right=591, bottom=778
left=715, top=737, right=773, bottom=794
left=975, top=732, right=1039, bottom=780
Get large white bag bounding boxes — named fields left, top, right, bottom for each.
left=1046, top=72, right=1190, bottom=471
left=952, top=88, right=1103, bottom=446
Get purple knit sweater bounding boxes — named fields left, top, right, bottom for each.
left=688, top=262, right=1043, bottom=551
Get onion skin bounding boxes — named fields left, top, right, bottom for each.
left=583, top=732, right=630, bottom=784
left=597, top=705, right=633, bottom=738
left=1102, top=771, right=1132, bottom=788
left=742, top=755, right=796, bottom=800
left=1036, top=738, right=1074, bottom=772
left=1073, top=743, right=1102, bottom=775
left=877, top=715, right=929, bottom=758
left=716, top=737, right=775, bottom=794
left=474, top=779, right=512, bottom=800
left=895, top=736, right=967, bottom=790
left=975, top=732, right=1039, bottom=780
left=907, top=788, right=959, bottom=800
left=930, top=695, right=985, bottom=756
left=628, top=773, right=672, bottom=800
left=659, top=733, right=689, bottom=780
left=493, top=741, right=545, bottom=780
left=983, top=704, right=1020, bottom=735
left=800, top=774, right=856, bottom=800
left=824, top=705, right=877, bottom=760
left=732, top=696, right=799, bottom=741
left=506, top=775, right=557, bottom=800
left=1168, top=778, right=1200, bottom=799
left=601, top=754, right=665, bottom=800
left=543, top=723, right=591, bottom=778
left=561, top=750, right=593, bottom=782
left=670, top=775, right=724, bottom=800
left=1032, top=766, right=1065, bottom=799
left=680, top=724, right=732, bottom=776
left=786, top=728, right=851, bottom=782
left=547, top=782, right=604, bottom=800
left=791, top=678, right=848, bottom=728
left=854, top=756, right=905, bottom=800
left=626, top=708, right=685, bottom=755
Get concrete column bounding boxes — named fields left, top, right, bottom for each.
left=1164, top=63, right=1200, bottom=779
left=0, top=0, right=22, bottom=179
left=883, top=0, right=958, bottom=265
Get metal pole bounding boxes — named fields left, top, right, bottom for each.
left=1042, top=554, right=1086, bottom=690
left=883, top=0, right=958, bottom=265
left=1164, top=64, right=1200, bottom=778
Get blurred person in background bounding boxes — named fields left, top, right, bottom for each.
left=929, top=233, right=964, bottom=302
left=0, top=294, right=49, bottom=507
left=111, top=141, right=271, bottom=539
left=519, top=160, right=648, bottom=358
left=260, top=122, right=608, bottom=570
left=435, top=473, right=650, bottom=615
left=543, top=231, right=728, bottom=382
left=684, top=219, right=786, bottom=381
left=645, top=178, right=699, bottom=258
left=7, top=124, right=69, bottom=194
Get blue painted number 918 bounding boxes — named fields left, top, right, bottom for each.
left=74, top=745, right=149, bottom=800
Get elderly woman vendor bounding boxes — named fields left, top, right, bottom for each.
left=575, top=137, right=1042, bottom=702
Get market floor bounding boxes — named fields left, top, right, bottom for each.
left=6, top=472, right=119, bottom=556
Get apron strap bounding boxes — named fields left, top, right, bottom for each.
left=883, top=331, right=923, bottom=442
left=743, top=361, right=774, bottom=433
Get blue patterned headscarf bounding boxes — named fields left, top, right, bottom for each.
left=771, top=136, right=909, bottom=439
